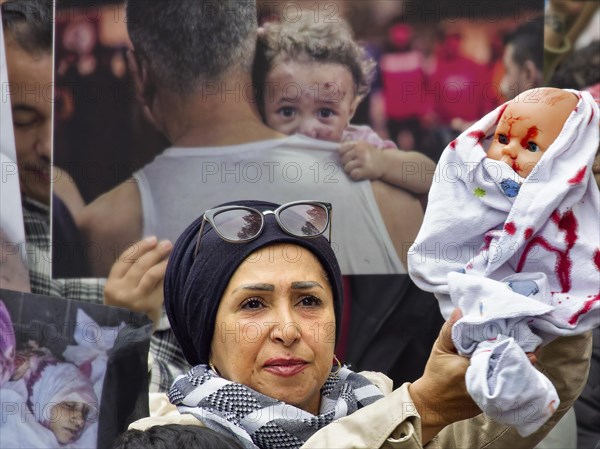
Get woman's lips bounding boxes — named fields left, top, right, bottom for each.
left=263, top=358, right=307, bottom=377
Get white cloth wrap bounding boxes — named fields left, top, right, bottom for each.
left=409, top=89, right=600, bottom=436
left=31, top=362, right=98, bottom=426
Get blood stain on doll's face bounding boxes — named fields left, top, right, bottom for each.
left=487, top=89, right=578, bottom=177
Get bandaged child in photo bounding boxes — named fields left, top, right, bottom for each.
left=408, top=87, right=600, bottom=436
left=0, top=334, right=98, bottom=448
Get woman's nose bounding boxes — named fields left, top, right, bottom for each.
left=269, top=309, right=301, bottom=346
left=271, top=324, right=301, bottom=346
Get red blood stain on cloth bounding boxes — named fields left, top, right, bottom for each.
left=468, top=130, right=486, bottom=143
left=594, top=249, right=600, bottom=271
left=568, top=166, right=587, bottom=185
left=504, top=222, right=517, bottom=235
left=517, top=210, right=578, bottom=292
left=568, top=294, right=600, bottom=325
left=524, top=228, right=534, bottom=240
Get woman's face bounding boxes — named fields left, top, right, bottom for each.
left=48, top=401, right=89, bottom=444
left=210, top=243, right=336, bottom=415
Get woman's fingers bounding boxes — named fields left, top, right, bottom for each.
left=438, top=308, right=462, bottom=354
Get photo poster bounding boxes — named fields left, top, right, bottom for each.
left=0, top=289, right=152, bottom=449
left=49, top=1, right=544, bottom=383
left=50, top=0, right=544, bottom=278
left=0, top=11, right=31, bottom=293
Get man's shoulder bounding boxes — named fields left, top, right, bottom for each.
left=274, top=134, right=340, bottom=150
left=78, top=180, right=142, bottom=241
left=159, top=135, right=340, bottom=154
left=136, top=136, right=342, bottom=176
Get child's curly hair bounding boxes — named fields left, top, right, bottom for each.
left=257, top=17, right=376, bottom=99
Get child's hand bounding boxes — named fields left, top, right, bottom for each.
left=339, top=140, right=386, bottom=181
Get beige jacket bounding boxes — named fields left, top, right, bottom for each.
left=131, top=332, right=592, bottom=449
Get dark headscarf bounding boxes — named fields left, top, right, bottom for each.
left=164, top=200, right=343, bottom=366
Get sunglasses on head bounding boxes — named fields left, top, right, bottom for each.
left=193, top=201, right=332, bottom=259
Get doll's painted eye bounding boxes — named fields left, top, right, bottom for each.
left=526, top=142, right=540, bottom=152
left=497, top=134, right=508, bottom=144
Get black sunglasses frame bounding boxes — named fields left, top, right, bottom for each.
left=192, top=201, right=332, bottom=259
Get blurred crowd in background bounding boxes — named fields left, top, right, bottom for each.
left=53, top=0, right=587, bottom=202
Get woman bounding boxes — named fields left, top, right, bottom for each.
left=131, top=200, right=591, bottom=449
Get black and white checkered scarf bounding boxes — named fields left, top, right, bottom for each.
left=168, top=365, right=384, bottom=449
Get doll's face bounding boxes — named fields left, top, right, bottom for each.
left=487, top=89, right=578, bottom=177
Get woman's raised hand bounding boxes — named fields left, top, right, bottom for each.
left=408, top=309, right=480, bottom=443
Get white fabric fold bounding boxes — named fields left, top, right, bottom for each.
left=467, top=335, right=559, bottom=437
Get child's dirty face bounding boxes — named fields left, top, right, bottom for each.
left=48, top=401, right=89, bottom=444
left=487, top=91, right=577, bottom=177
left=263, top=58, right=357, bottom=142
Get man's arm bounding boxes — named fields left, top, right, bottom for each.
left=76, top=180, right=143, bottom=277
left=370, top=179, right=424, bottom=268
left=53, top=166, right=85, bottom=217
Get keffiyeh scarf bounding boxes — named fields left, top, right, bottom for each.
left=168, top=365, right=384, bottom=449
left=409, top=89, right=600, bottom=436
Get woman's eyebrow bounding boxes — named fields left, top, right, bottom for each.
left=291, top=281, right=324, bottom=290
left=232, top=283, right=274, bottom=293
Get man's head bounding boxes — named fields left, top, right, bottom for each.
left=126, top=0, right=257, bottom=99
left=2, top=0, right=53, bottom=204
left=500, top=16, right=544, bottom=100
